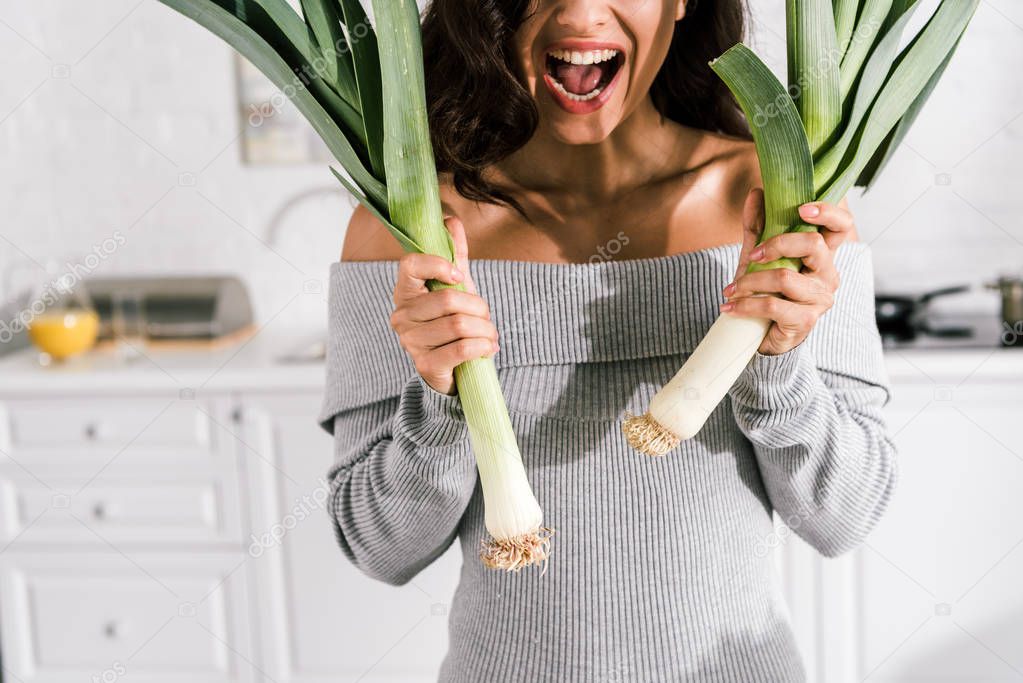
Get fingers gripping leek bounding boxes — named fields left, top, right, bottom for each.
left=624, top=0, right=978, bottom=455
left=157, top=0, right=551, bottom=570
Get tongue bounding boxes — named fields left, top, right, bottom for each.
left=554, top=62, right=604, bottom=95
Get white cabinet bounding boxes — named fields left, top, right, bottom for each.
left=0, top=552, right=256, bottom=683
left=0, top=349, right=1018, bottom=682
left=776, top=355, right=1023, bottom=683
left=4, top=396, right=217, bottom=461
left=7, top=396, right=213, bottom=448
left=0, top=468, right=242, bottom=545
left=239, top=392, right=461, bottom=683
left=0, top=382, right=462, bottom=683
left=855, top=379, right=1023, bottom=682
left=0, top=392, right=257, bottom=683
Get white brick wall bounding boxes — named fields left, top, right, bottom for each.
left=1, top=0, right=1020, bottom=329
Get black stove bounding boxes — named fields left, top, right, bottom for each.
left=878, top=310, right=1017, bottom=350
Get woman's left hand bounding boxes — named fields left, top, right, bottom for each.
left=721, top=188, right=858, bottom=356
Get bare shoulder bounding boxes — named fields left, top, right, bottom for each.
left=662, top=128, right=762, bottom=247
left=694, top=133, right=861, bottom=242
left=706, top=132, right=762, bottom=207
left=339, top=204, right=406, bottom=262
left=340, top=175, right=468, bottom=261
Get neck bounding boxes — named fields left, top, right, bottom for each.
left=492, top=95, right=694, bottom=205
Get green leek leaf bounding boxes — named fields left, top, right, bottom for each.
left=339, top=0, right=386, bottom=180
left=158, top=0, right=386, bottom=208
left=205, top=0, right=366, bottom=150
left=710, top=44, right=815, bottom=273
left=857, top=34, right=963, bottom=189
left=329, top=167, right=423, bottom=252
left=839, top=0, right=894, bottom=100
left=246, top=0, right=321, bottom=67
left=787, top=0, right=842, bottom=155
left=833, top=0, right=859, bottom=60
left=250, top=0, right=360, bottom=109
left=821, top=0, right=980, bottom=203
left=814, top=0, right=921, bottom=190
left=371, top=0, right=454, bottom=261
left=299, top=1, right=340, bottom=82
left=882, top=0, right=919, bottom=33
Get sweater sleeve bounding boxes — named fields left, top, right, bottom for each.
left=317, top=260, right=478, bottom=585
left=325, top=373, right=477, bottom=585
left=727, top=242, right=898, bottom=558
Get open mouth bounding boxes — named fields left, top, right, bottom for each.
left=544, top=48, right=624, bottom=102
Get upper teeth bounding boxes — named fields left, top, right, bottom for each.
left=548, top=48, right=619, bottom=65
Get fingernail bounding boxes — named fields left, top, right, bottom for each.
left=451, top=267, right=463, bottom=281
left=801, top=204, right=820, bottom=217
left=720, top=302, right=735, bottom=312
left=751, top=247, right=765, bottom=261
left=492, top=341, right=500, bottom=353
left=723, top=282, right=736, bottom=297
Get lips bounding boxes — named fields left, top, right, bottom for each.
left=541, top=42, right=626, bottom=115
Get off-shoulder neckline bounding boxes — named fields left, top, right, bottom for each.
left=320, top=240, right=876, bottom=413
left=332, top=242, right=743, bottom=269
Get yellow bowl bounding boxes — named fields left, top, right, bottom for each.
left=27, top=310, right=100, bottom=360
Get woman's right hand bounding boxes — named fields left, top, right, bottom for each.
left=389, top=215, right=498, bottom=395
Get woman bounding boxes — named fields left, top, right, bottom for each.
left=317, top=0, right=897, bottom=680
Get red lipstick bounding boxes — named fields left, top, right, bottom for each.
left=541, top=41, right=626, bottom=115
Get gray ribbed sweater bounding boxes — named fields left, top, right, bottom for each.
left=318, top=242, right=898, bottom=682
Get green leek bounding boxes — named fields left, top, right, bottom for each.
left=624, top=0, right=978, bottom=455
left=157, top=0, right=551, bottom=571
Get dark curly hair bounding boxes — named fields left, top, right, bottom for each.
left=421, top=0, right=751, bottom=218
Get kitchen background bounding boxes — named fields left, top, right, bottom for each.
left=0, top=1, right=1021, bottom=682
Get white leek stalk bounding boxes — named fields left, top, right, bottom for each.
left=637, top=316, right=772, bottom=447
left=158, top=0, right=552, bottom=570
left=455, top=358, right=548, bottom=568
left=624, top=0, right=979, bottom=455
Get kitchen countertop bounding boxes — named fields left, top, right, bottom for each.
left=881, top=345, right=1023, bottom=386
left=1, top=333, right=1021, bottom=396
left=0, top=332, right=329, bottom=396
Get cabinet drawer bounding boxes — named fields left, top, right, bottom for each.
left=0, top=470, right=242, bottom=545
left=5, top=397, right=214, bottom=452
left=0, top=553, right=255, bottom=683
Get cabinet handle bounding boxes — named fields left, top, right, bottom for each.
left=84, top=422, right=101, bottom=440
left=102, top=620, right=120, bottom=639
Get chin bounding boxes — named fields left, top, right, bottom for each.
left=539, top=102, right=621, bottom=145
left=550, top=123, right=613, bottom=145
